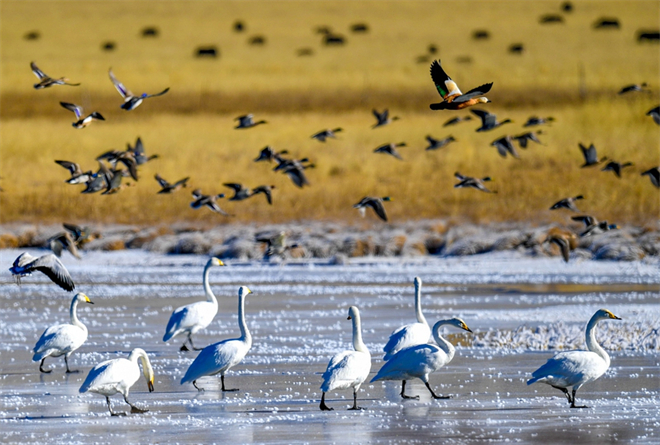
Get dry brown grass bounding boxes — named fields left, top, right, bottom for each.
left=1, top=0, right=659, bottom=226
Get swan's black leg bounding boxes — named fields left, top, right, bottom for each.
left=221, top=375, right=238, bottom=392
left=320, top=392, right=333, bottom=411
left=192, top=380, right=204, bottom=392
left=189, top=335, right=203, bottom=351
left=107, top=397, right=125, bottom=416
left=425, top=382, right=450, bottom=399
left=400, top=380, right=419, bottom=400
left=552, top=385, right=572, bottom=405
left=39, top=358, right=52, bottom=374
left=570, top=389, right=588, bottom=409
left=348, top=388, right=364, bottom=410
left=64, top=355, right=79, bottom=373
left=124, top=395, right=148, bottom=414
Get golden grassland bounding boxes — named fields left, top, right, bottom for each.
left=1, top=0, right=659, bottom=226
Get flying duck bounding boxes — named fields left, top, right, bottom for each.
left=55, top=160, right=93, bottom=185
left=641, top=167, right=659, bottom=188
left=353, top=197, right=391, bottom=222
left=471, top=109, right=512, bottom=132
left=618, top=83, right=648, bottom=94
left=491, top=136, right=520, bottom=159
left=429, top=60, right=492, bottom=110
left=128, top=137, right=158, bottom=165
left=425, top=135, right=456, bottom=151
left=311, top=128, right=342, bottom=142
left=523, top=116, right=554, bottom=127
left=513, top=131, right=543, bottom=148
left=374, top=142, right=406, bottom=160
left=190, top=189, right=229, bottom=215
left=443, top=116, right=472, bottom=127
left=30, top=62, right=80, bottom=89
left=550, top=195, right=584, bottom=212
left=579, top=143, right=608, bottom=167
left=223, top=183, right=275, bottom=204
left=543, top=228, right=577, bottom=262
left=108, top=68, right=169, bottom=111
left=372, top=109, right=400, bottom=128
left=572, top=215, right=618, bottom=237
left=254, top=146, right=288, bottom=162
left=59, top=102, right=105, bottom=128
left=235, top=114, right=267, bottom=129
left=454, top=172, right=497, bottom=193
left=601, top=161, right=633, bottom=178
left=155, top=174, right=189, bottom=193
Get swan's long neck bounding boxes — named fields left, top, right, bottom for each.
left=351, top=312, right=369, bottom=354
left=69, top=298, right=86, bottom=331
left=432, top=320, right=455, bottom=362
left=203, top=263, right=218, bottom=307
left=586, top=314, right=609, bottom=366
left=237, top=292, right=251, bottom=348
left=414, top=280, right=427, bottom=325
left=128, top=348, right=154, bottom=384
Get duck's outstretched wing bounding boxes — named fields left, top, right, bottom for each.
left=367, top=199, right=388, bottom=222
left=108, top=69, right=132, bottom=98
left=155, top=174, right=170, bottom=189
left=60, top=102, right=83, bottom=119
left=30, top=61, right=47, bottom=79
left=453, top=83, right=493, bottom=103
left=145, top=88, right=170, bottom=99
left=430, top=60, right=461, bottom=98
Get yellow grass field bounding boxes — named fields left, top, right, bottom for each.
left=1, top=0, right=658, bottom=226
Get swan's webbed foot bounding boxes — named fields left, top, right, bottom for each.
left=348, top=406, right=365, bottom=411
left=39, top=359, right=52, bottom=374
left=192, top=380, right=204, bottom=392
left=125, top=396, right=148, bottom=414
left=570, top=390, right=587, bottom=408
left=400, top=380, right=419, bottom=400
left=320, top=393, right=333, bottom=411
left=221, top=375, right=238, bottom=392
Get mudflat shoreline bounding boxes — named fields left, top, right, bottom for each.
left=1, top=220, right=658, bottom=262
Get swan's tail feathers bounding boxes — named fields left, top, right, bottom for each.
left=32, top=349, right=51, bottom=362
left=527, top=377, right=540, bottom=385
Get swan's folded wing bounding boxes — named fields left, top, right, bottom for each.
left=33, top=324, right=84, bottom=358
left=383, top=322, right=431, bottom=360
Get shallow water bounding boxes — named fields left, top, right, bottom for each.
left=1, top=249, right=659, bottom=444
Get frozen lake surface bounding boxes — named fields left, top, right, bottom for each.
left=1, top=249, right=659, bottom=444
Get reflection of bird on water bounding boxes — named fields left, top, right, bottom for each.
left=527, top=309, right=621, bottom=408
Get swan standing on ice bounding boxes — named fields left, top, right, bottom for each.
left=181, top=286, right=253, bottom=392
left=79, top=348, right=155, bottom=416
left=320, top=306, right=372, bottom=411
left=383, top=278, right=430, bottom=361
left=163, top=257, right=225, bottom=351
left=527, top=308, right=622, bottom=408
left=32, top=292, right=94, bottom=373
left=371, top=318, right=472, bottom=399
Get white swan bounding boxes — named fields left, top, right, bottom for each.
left=163, top=257, right=225, bottom=351
left=371, top=318, right=472, bottom=399
left=527, top=308, right=622, bottom=408
left=32, top=292, right=93, bottom=373
left=79, top=348, right=155, bottom=416
left=383, top=277, right=430, bottom=360
left=181, top=286, right=253, bottom=392
left=320, top=306, right=372, bottom=411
